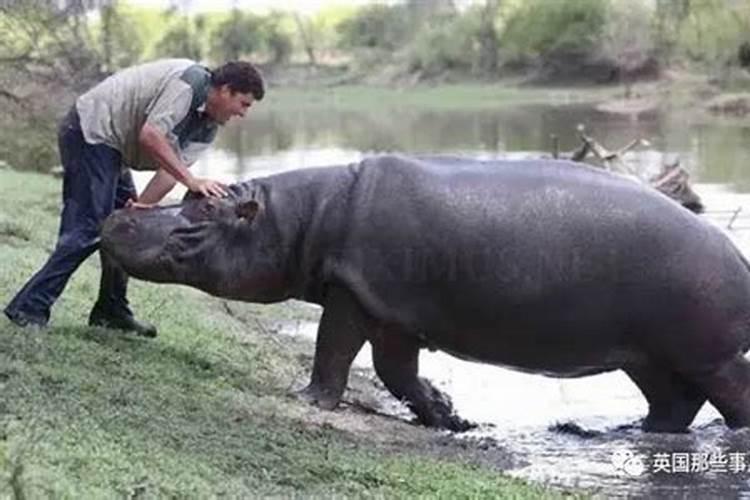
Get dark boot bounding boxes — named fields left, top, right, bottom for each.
left=89, top=252, right=157, bottom=338
left=4, top=307, right=46, bottom=329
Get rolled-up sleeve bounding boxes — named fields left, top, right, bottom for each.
left=144, top=79, right=192, bottom=143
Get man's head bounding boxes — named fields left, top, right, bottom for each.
left=206, top=61, right=265, bottom=125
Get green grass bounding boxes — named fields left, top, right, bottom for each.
left=0, top=168, right=572, bottom=497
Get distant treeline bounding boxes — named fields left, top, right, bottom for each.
left=2, top=0, right=750, bottom=170
left=3, top=0, right=750, bottom=89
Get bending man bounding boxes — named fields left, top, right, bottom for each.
left=4, top=59, right=265, bottom=336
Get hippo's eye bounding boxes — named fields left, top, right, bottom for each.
left=202, top=203, right=216, bottom=214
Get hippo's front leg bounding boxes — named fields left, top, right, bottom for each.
left=298, top=287, right=367, bottom=410
left=371, top=331, right=475, bottom=432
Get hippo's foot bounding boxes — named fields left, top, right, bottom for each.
left=414, top=377, right=477, bottom=432
left=691, top=353, right=750, bottom=430
left=296, top=383, right=342, bottom=411
left=300, top=286, right=368, bottom=412
left=370, top=329, right=476, bottom=432
left=625, top=364, right=707, bottom=434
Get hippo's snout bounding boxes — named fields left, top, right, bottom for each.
left=100, top=211, right=137, bottom=254
left=103, top=213, right=136, bottom=237
left=100, top=206, right=190, bottom=279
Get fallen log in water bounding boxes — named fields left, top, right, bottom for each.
left=553, top=125, right=704, bottom=214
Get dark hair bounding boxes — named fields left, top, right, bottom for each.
left=210, top=61, right=265, bottom=101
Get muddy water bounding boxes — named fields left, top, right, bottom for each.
left=133, top=99, right=750, bottom=497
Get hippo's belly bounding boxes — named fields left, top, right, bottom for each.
left=426, top=323, right=644, bottom=378
left=420, top=303, right=639, bottom=377
left=335, top=251, right=687, bottom=377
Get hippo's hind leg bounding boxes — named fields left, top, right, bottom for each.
left=690, top=353, right=750, bottom=429
left=371, top=332, right=475, bottom=432
left=298, top=287, right=366, bottom=410
left=624, top=363, right=706, bottom=433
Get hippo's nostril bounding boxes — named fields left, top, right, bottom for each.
left=112, top=216, right=137, bottom=236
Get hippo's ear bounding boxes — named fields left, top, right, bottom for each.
left=236, top=200, right=261, bottom=221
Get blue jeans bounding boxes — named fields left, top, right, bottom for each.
left=4, top=107, right=136, bottom=325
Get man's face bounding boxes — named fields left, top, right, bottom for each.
left=207, top=85, right=254, bottom=125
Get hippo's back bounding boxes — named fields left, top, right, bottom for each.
left=324, top=155, right=750, bottom=373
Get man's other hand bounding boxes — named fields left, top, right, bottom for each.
left=187, top=177, right=228, bottom=198
left=125, top=199, right=157, bottom=210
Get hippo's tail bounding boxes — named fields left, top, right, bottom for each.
left=736, top=244, right=750, bottom=274
left=732, top=243, right=750, bottom=353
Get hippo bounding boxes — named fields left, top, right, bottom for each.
left=101, top=155, right=750, bottom=433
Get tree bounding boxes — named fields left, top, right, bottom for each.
left=500, top=0, right=607, bottom=73
left=405, top=0, right=456, bottom=29
left=476, top=0, right=500, bottom=76
left=153, top=13, right=205, bottom=61
left=209, top=9, right=265, bottom=61
left=263, top=12, right=293, bottom=65
left=0, top=0, right=104, bottom=92
left=336, top=4, right=411, bottom=51
left=600, top=0, right=655, bottom=97
left=208, top=10, right=292, bottom=65
left=653, top=0, right=690, bottom=65
left=96, top=0, right=143, bottom=71
left=293, top=13, right=318, bottom=66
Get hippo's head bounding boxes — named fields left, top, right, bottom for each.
left=100, top=191, right=286, bottom=301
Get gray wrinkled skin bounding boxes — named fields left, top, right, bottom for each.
left=101, top=155, right=750, bottom=433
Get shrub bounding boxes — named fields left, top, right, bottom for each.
left=501, top=0, right=607, bottom=66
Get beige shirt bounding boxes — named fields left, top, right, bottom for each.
left=76, top=58, right=217, bottom=171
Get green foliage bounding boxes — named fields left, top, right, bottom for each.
left=209, top=10, right=266, bottom=62
left=674, top=0, right=750, bottom=75
left=289, top=5, right=358, bottom=63
left=208, top=10, right=294, bottom=64
left=0, top=1, right=103, bottom=91
left=599, top=0, right=655, bottom=70
left=336, top=4, right=411, bottom=51
left=0, top=114, right=58, bottom=173
left=153, top=14, right=206, bottom=61
left=91, top=2, right=145, bottom=71
left=118, top=3, right=174, bottom=61
left=406, top=14, right=479, bottom=76
left=501, top=0, right=607, bottom=64
left=264, top=12, right=294, bottom=65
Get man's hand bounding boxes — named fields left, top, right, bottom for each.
left=187, top=177, right=228, bottom=198
left=125, top=199, right=157, bottom=210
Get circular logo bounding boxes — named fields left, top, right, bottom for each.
left=611, top=449, right=646, bottom=476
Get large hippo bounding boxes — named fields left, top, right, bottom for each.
left=101, top=155, right=750, bottom=433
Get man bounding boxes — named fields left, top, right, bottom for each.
left=4, top=59, right=265, bottom=336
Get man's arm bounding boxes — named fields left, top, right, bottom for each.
left=138, top=122, right=227, bottom=198
left=139, top=168, right=178, bottom=205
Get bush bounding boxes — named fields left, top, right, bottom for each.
left=336, top=5, right=411, bottom=51
left=598, top=0, right=659, bottom=86
left=501, top=0, right=607, bottom=67
left=673, top=0, right=750, bottom=82
left=208, top=11, right=295, bottom=65
left=405, top=13, right=482, bottom=77
left=153, top=15, right=206, bottom=61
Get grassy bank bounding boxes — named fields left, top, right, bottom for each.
left=0, top=166, right=571, bottom=497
